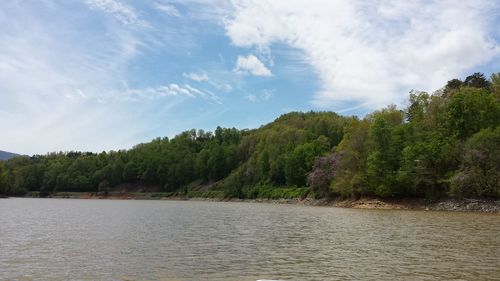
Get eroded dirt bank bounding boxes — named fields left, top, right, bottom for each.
left=40, top=192, right=500, bottom=213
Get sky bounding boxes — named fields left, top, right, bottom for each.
left=1, top=0, right=499, bottom=155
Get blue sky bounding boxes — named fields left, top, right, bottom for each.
left=1, top=0, right=499, bottom=155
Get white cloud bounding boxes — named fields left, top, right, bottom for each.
left=182, top=71, right=233, bottom=93
left=234, top=54, right=272, bottom=76
left=209, top=80, right=233, bottom=92
left=154, top=3, right=180, bottom=17
left=76, top=89, right=89, bottom=99
left=184, top=84, right=205, bottom=96
left=183, top=72, right=209, bottom=81
left=244, top=90, right=273, bottom=103
left=261, top=89, right=273, bottom=100
left=225, top=0, right=500, bottom=109
left=113, top=83, right=222, bottom=104
left=85, top=0, right=144, bottom=25
left=162, top=0, right=233, bottom=23
left=116, top=83, right=220, bottom=101
left=198, top=88, right=223, bottom=104
left=246, top=94, right=257, bottom=102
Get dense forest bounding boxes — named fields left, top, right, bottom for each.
left=1, top=72, right=499, bottom=199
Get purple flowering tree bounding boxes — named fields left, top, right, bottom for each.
left=307, top=152, right=343, bottom=198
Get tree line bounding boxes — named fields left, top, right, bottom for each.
left=1, top=72, right=499, bottom=199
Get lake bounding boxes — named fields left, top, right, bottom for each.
left=1, top=198, right=499, bottom=280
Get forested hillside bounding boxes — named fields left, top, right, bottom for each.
left=1, top=73, right=499, bottom=199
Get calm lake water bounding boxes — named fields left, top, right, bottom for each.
left=1, top=198, right=499, bottom=281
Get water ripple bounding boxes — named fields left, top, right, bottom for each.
left=1, top=198, right=499, bottom=281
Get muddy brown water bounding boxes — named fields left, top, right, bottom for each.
left=1, top=198, right=499, bottom=280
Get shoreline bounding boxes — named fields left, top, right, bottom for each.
left=191, top=197, right=500, bottom=213
left=18, top=192, right=500, bottom=213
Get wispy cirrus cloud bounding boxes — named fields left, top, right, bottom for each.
left=183, top=70, right=233, bottom=93
left=0, top=1, right=221, bottom=154
left=109, top=83, right=221, bottom=104
left=154, top=2, right=180, bottom=17
left=85, top=0, right=145, bottom=25
left=183, top=72, right=209, bottom=81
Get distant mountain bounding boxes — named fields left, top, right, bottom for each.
left=0, top=150, right=20, bottom=161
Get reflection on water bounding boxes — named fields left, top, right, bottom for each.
left=1, top=198, right=499, bottom=280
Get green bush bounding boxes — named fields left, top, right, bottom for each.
left=243, top=185, right=308, bottom=199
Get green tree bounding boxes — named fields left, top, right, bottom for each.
left=463, top=72, right=491, bottom=89
left=491, top=72, right=500, bottom=101
left=257, top=150, right=270, bottom=180
left=444, top=78, right=463, bottom=94
left=208, top=144, right=226, bottom=181
left=0, top=161, right=9, bottom=196
left=332, top=119, right=371, bottom=196
left=285, top=137, right=329, bottom=186
left=123, top=161, right=139, bottom=182
left=366, top=106, right=405, bottom=197
left=445, top=87, right=500, bottom=139
left=450, top=127, right=500, bottom=197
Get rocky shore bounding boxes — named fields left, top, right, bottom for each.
left=215, top=197, right=500, bottom=213
left=39, top=192, right=500, bottom=213
left=327, top=197, right=500, bottom=212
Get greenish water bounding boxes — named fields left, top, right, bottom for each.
left=1, top=198, right=499, bottom=280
